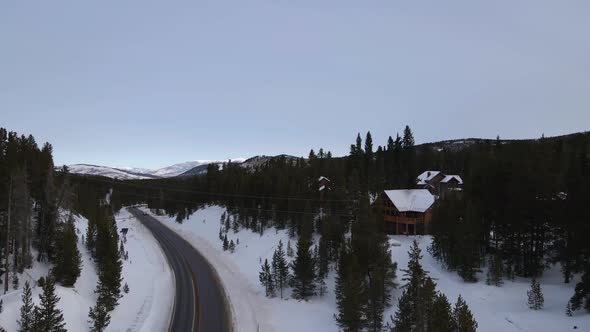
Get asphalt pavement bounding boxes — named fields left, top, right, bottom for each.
left=128, top=207, right=231, bottom=332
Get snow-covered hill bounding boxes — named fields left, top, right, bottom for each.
left=67, top=164, right=158, bottom=180
left=67, top=159, right=246, bottom=180
left=156, top=160, right=245, bottom=177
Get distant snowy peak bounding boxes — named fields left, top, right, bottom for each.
left=67, top=164, right=157, bottom=180
left=153, top=160, right=243, bottom=178
left=67, top=158, right=247, bottom=180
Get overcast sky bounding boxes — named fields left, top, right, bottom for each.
left=2, top=1, right=589, bottom=169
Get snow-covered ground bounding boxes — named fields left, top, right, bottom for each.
left=0, top=211, right=173, bottom=332
left=144, top=205, right=589, bottom=332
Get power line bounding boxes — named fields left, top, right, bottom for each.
left=116, top=190, right=357, bottom=218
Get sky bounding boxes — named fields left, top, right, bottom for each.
left=1, top=1, right=589, bottom=169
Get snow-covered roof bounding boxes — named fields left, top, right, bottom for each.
left=441, top=175, right=463, bottom=185
left=383, top=189, right=435, bottom=213
left=416, top=171, right=442, bottom=185
left=318, top=176, right=331, bottom=182
left=319, top=185, right=326, bottom=192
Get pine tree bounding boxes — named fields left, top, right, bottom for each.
left=290, top=216, right=316, bottom=300
left=119, top=240, right=125, bottom=258
left=259, top=259, right=275, bottom=297
left=486, top=254, right=503, bottom=286
left=452, top=295, right=478, bottom=332
left=287, top=240, right=294, bottom=257
left=18, top=281, right=35, bottom=332
left=419, top=277, right=437, bottom=331
left=224, top=216, right=230, bottom=233
left=88, top=301, right=111, bottom=332
left=314, top=242, right=327, bottom=297
left=429, top=293, right=454, bottom=332
left=93, top=207, right=123, bottom=312
left=569, top=263, right=590, bottom=313
left=12, top=272, right=19, bottom=290
left=223, top=234, right=229, bottom=251
left=86, top=215, right=97, bottom=255
left=33, top=276, right=67, bottom=332
left=392, top=240, right=439, bottom=331
left=53, top=216, right=82, bottom=287
left=402, top=125, right=415, bottom=148
left=272, top=240, right=289, bottom=299
left=365, top=131, right=373, bottom=157
left=229, top=240, right=236, bottom=253
left=123, top=283, right=129, bottom=294
left=566, top=301, right=573, bottom=317
left=391, top=288, right=414, bottom=332
left=527, top=278, right=544, bottom=310
left=335, top=248, right=364, bottom=332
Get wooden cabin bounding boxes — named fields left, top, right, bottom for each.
left=318, top=176, right=332, bottom=202
left=379, top=189, right=435, bottom=235
left=318, top=176, right=331, bottom=192
left=416, top=171, right=463, bottom=197
left=416, top=171, right=445, bottom=194
left=439, top=175, right=463, bottom=199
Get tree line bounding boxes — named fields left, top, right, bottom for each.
left=0, top=127, right=124, bottom=331
left=86, top=127, right=589, bottom=327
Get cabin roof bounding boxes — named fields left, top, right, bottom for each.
left=441, top=175, right=463, bottom=184
left=416, top=171, right=442, bottom=185
left=318, top=176, right=331, bottom=182
left=383, top=189, right=435, bottom=213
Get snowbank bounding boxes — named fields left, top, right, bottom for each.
left=109, top=209, right=174, bottom=332
left=144, top=205, right=590, bottom=332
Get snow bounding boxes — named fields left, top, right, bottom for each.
left=109, top=209, right=174, bottom=332
left=141, top=205, right=590, bottom=332
left=141, top=205, right=336, bottom=332
left=384, top=189, right=435, bottom=212
left=0, top=211, right=174, bottom=332
left=416, top=170, right=442, bottom=185
left=318, top=176, right=331, bottom=182
left=387, top=236, right=589, bottom=332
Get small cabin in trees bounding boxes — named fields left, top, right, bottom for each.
left=416, top=171, right=445, bottom=193
left=318, top=176, right=331, bottom=192
left=379, top=189, right=435, bottom=235
left=439, top=175, right=463, bottom=198
left=416, top=171, right=463, bottom=197
left=318, top=176, right=331, bottom=201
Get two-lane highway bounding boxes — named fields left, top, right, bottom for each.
left=128, top=207, right=231, bottom=332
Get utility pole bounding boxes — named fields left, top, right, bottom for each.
left=5, top=175, right=12, bottom=294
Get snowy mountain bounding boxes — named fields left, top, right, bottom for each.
left=176, top=155, right=300, bottom=177
left=67, top=164, right=158, bottom=180
left=67, top=159, right=246, bottom=180
left=152, top=160, right=232, bottom=177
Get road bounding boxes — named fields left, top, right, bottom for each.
left=128, top=207, right=231, bottom=332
